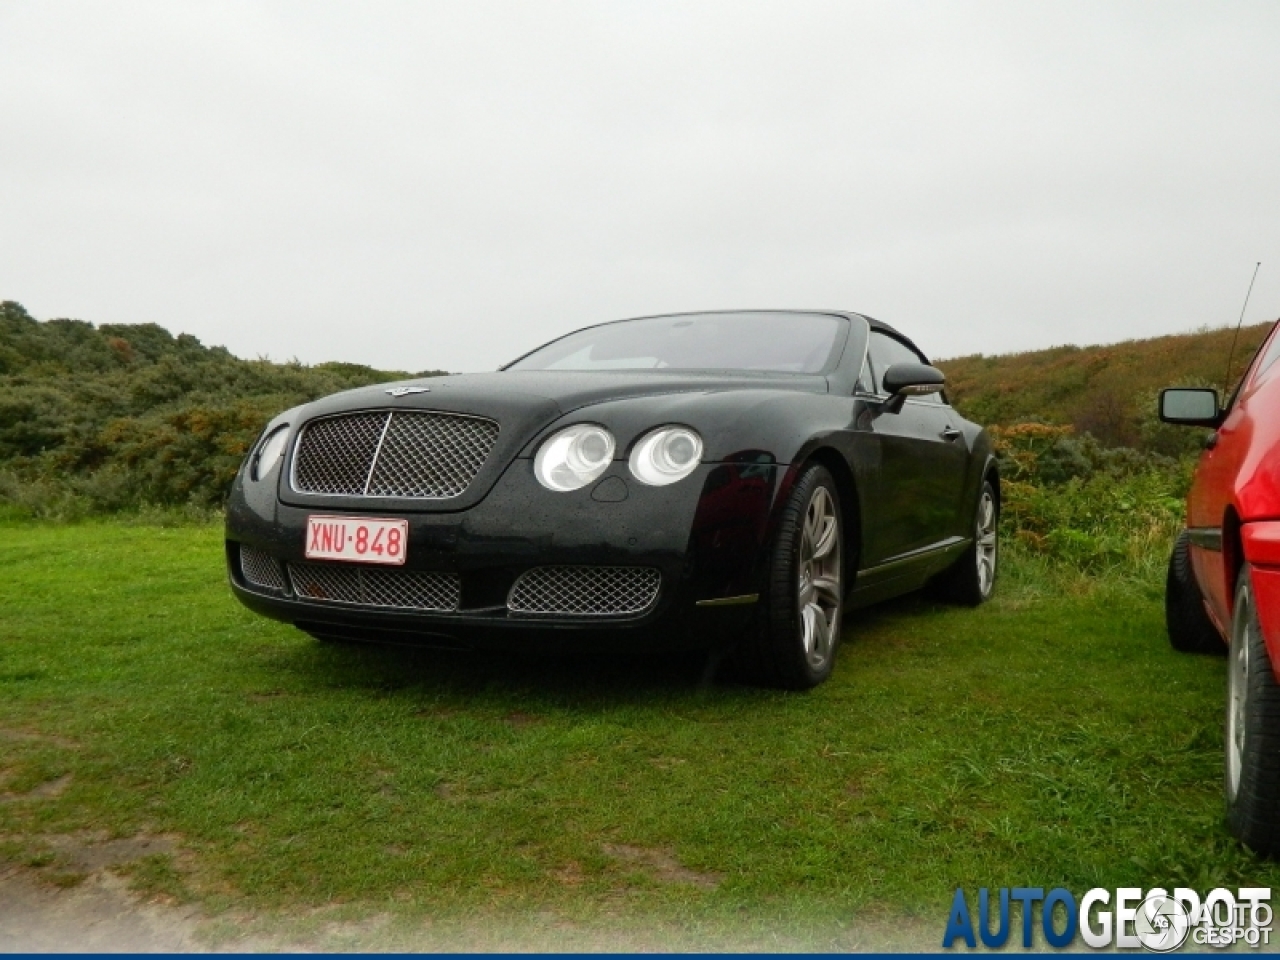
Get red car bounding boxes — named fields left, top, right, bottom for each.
left=1162, top=319, right=1280, bottom=853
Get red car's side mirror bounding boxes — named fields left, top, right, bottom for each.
left=1159, top=387, right=1223, bottom=428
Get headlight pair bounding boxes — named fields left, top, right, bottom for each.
left=534, top=424, right=703, bottom=492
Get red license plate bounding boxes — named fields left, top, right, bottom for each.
left=305, top=515, right=408, bottom=565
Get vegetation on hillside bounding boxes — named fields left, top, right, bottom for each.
left=939, top=321, right=1275, bottom=454
left=991, top=422, right=1187, bottom=577
left=0, top=301, right=440, bottom=514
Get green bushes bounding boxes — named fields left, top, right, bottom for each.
left=0, top=301, right=442, bottom=518
left=934, top=320, right=1274, bottom=574
left=992, top=423, right=1188, bottom=577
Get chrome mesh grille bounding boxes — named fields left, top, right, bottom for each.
left=508, top=566, right=661, bottom=617
left=292, top=411, right=499, bottom=499
left=292, top=412, right=387, bottom=495
left=288, top=563, right=461, bottom=612
left=239, top=545, right=286, bottom=592
left=368, top=413, right=500, bottom=498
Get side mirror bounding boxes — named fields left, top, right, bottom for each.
left=1159, top=388, right=1222, bottom=428
left=883, top=362, right=946, bottom=396
left=880, top=363, right=946, bottom=414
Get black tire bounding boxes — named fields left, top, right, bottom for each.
left=932, top=478, right=998, bottom=606
left=735, top=464, right=844, bottom=690
left=1165, top=530, right=1226, bottom=655
left=1225, top=564, right=1280, bottom=855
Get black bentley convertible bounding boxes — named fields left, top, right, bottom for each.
left=227, top=310, right=998, bottom=689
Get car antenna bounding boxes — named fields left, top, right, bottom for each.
left=1222, top=261, right=1262, bottom=398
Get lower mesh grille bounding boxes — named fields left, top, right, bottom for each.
left=288, top=563, right=461, bottom=613
left=507, top=566, right=661, bottom=617
left=241, top=552, right=658, bottom=618
left=240, top=545, right=286, bottom=592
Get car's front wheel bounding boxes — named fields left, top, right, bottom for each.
left=737, top=463, right=843, bottom=690
left=1225, top=564, right=1280, bottom=855
left=1223, top=568, right=1280, bottom=855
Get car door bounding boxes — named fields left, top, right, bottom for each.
left=858, top=330, right=970, bottom=566
left=1188, top=324, right=1280, bottom=628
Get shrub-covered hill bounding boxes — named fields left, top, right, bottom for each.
left=0, top=300, right=442, bottom=511
left=938, top=321, right=1276, bottom=454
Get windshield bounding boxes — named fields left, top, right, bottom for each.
left=506, top=312, right=847, bottom=374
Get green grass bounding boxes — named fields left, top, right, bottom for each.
left=2, top=520, right=1278, bottom=938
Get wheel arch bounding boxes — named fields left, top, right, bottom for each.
left=1223, top=505, right=1280, bottom=685
left=982, top=455, right=1001, bottom=510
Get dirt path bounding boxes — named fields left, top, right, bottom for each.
left=1, top=829, right=941, bottom=952
left=1, top=858, right=944, bottom=953
left=0, top=867, right=202, bottom=952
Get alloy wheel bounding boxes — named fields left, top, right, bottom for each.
left=975, top=488, right=998, bottom=598
left=797, top=485, right=841, bottom=670
left=1227, top=579, right=1253, bottom=803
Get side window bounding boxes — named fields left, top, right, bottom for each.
left=867, top=331, right=947, bottom=405
left=868, top=331, right=922, bottom=391
left=1225, top=323, right=1280, bottom=413
left=1251, top=326, right=1280, bottom=385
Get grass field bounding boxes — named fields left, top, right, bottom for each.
left=2, top=519, right=1278, bottom=945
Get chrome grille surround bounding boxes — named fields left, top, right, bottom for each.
left=507, top=566, right=662, bottom=617
left=239, top=545, right=286, bottom=592
left=288, top=563, right=461, bottom=613
left=291, top=410, right=500, bottom=499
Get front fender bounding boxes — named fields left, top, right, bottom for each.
left=966, top=428, right=999, bottom=510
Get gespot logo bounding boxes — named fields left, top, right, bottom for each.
left=942, top=886, right=1273, bottom=951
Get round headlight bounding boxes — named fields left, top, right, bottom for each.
left=628, top=426, right=703, bottom=486
left=252, top=426, right=290, bottom=482
left=534, top=424, right=616, bottom=492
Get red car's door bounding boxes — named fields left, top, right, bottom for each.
left=1189, top=409, right=1248, bottom=630
left=1189, top=324, right=1280, bottom=628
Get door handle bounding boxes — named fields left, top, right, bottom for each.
left=941, top=426, right=962, bottom=441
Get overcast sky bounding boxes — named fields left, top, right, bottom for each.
left=2, top=1, right=1279, bottom=372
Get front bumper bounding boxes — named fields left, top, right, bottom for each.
left=226, top=455, right=780, bottom=651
